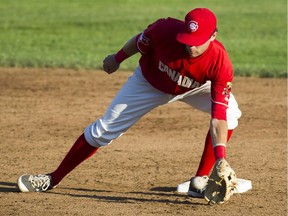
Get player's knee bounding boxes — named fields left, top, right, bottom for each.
left=226, top=94, right=242, bottom=130
left=227, top=108, right=241, bottom=130
left=84, top=125, right=111, bottom=148
left=84, top=120, right=124, bottom=147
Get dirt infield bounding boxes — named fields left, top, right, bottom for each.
left=0, top=68, right=287, bottom=216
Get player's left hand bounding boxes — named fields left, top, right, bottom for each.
left=103, top=54, right=120, bottom=74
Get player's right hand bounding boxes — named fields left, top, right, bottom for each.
left=103, top=54, right=120, bottom=74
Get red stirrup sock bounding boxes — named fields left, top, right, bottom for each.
left=49, top=133, right=99, bottom=186
left=195, top=130, right=233, bottom=176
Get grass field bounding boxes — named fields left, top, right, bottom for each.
left=0, top=0, right=286, bottom=77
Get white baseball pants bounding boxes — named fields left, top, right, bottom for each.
left=84, top=66, right=241, bottom=147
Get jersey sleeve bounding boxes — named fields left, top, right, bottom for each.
left=211, top=80, right=233, bottom=120
left=136, top=32, right=151, bottom=54
left=136, top=18, right=165, bottom=54
left=210, top=55, right=234, bottom=121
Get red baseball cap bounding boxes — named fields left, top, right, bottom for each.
left=177, top=8, right=217, bottom=46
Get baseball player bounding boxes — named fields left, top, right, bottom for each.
left=17, top=8, right=241, bottom=201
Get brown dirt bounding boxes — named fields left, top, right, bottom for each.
left=0, top=68, right=287, bottom=216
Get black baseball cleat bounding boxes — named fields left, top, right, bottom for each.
left=17, top=174, right=54, bottom=192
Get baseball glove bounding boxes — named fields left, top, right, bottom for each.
left=204, top=158, right=237, bottom=205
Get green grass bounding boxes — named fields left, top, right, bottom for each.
left=0, top=0, right=286, bottom=77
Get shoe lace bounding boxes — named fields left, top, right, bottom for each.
left=28, top=175, right=51, bottom=191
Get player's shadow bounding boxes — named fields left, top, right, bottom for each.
left=0, top=181, right=20, bottom=192
left=48, top=186, right=206, bottom=206
left=0, top=181, right=207, bottom=206
left=150, top=186, right=176, bottom=192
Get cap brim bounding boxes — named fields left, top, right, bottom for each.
left=176, top=33, right=208, bottom=46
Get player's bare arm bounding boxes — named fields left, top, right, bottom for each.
left=210, top=118, right=228, bottom=147
left=103, top=35, right=139, bottom=74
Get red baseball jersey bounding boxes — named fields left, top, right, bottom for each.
left=136, top=17, right=234, bottom=120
